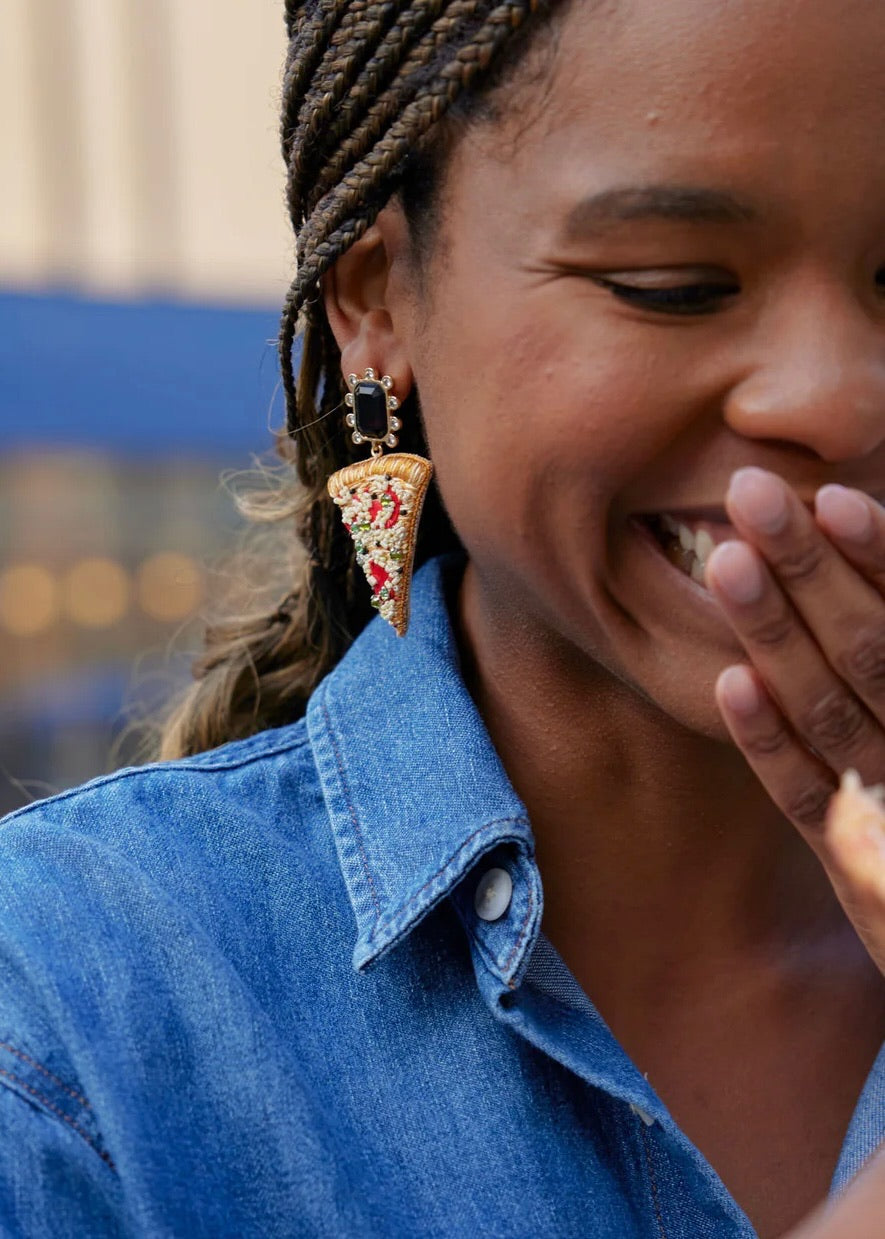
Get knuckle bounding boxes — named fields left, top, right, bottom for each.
left=839, top=626, right=885, bottom=689
left=772, top=540, right=826, bottom=586
left=799, top=689, right=869, bottom=752
left=785, top=781, right=834, bottom=832
left=743, top=721, right=793, bottom=758
left=746, top=607, right=794, bottom=650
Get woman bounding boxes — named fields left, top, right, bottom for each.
left=1, top=0, right=885, bottom=1235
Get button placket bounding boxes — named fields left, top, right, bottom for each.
left=451, top=844, right=543, bottom=990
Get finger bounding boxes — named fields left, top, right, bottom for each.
left=825, top=771, right=885, bottom=906
left=715, top=663, right=837, bottom=841
left=722, top=469, right=885, bottom=728
left=783, top=1140, right=885, bottom=1239
left=707, top=542, right=885, bottom=785
left=815, top=485, right=885, bottom=595
left=821, top=772, right=885, bottom=983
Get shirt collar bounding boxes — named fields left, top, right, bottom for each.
left=306, top=555, right=542, bottom=982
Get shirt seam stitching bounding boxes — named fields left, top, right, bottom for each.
left=501, top=865, right=537, bottom=979
left=0, top=1068, right=115, bottom=1172
left=640, top=1121, right=668, bottom=1239
left=365, top=817, right=531, bottom=948
left=321, top=696, right=383, bottom=924
left=0, top=1041, right=91, bottom=1108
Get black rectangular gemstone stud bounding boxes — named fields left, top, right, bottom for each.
left=344, top=369, right=402, bottom=449
left=354, top=380, right=389, bottom=439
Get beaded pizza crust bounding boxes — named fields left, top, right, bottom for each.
left=328, top=452, right=433, bottom=637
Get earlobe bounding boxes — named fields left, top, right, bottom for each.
left=322, top=214, right=414, bottom=399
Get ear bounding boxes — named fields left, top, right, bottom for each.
left=322, top=204, right=414, bottom=397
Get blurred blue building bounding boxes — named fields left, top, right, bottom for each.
left=0, top=291, right=284, bottom=812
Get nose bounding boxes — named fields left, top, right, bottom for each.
left=724, top=292, right=885, bottom=462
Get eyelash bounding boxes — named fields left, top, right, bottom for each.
left=595, top=268, right=885, bottom=316
left=592, top=277, right=741, bottom=316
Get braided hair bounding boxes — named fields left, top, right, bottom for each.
left=160, top=0, right=555, bottom=759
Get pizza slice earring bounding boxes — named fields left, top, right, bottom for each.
left=327, top=369, right=433, bottom=637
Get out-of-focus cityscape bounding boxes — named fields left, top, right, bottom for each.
left=1, top=0, right=292, bottom=813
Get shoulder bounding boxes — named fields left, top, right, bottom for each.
left=0, top=717, right=348, bottom=1058
left=6, top=721, right=311, bottom=811
left=0, top=719, right=320, bottom=876
left=0, top=721, right=366, bottom=1219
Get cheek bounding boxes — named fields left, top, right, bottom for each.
left=413, top=293, right=679, bottom=569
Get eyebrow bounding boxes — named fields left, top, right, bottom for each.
left=560, top=184, right=760, bottom=239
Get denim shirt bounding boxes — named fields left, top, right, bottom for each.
left=0, top=555, right=882, bottom=1238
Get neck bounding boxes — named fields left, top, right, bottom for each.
left=456, top=563, right=849, bottom=1003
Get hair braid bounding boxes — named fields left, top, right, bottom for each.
left=281, top=0, right=347, bottom=142
left=286, top=0, right=451, bottom=197
left=160, top=0, right=553, bottom=759
left=295, top=2, right=541, bottom=297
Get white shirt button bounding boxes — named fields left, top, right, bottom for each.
left=474, top=867, right=513, bottom=921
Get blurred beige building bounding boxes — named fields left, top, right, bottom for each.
left=1, top=0, right=292, bottom=303
left=0, top=1, right=298, bottom=808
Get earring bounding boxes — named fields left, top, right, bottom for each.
left=327, top=369, right=433, bottom=637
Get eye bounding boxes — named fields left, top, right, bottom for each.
left=591, top=275, right=741, bottom=316
left=877, top=267, right=885, bottom=292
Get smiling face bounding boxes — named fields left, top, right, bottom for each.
left=385, top=0, right=885, bottom=738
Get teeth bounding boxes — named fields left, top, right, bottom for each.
left=655, top=514, right=718, bottom=585
left=694, top=529, right=714, bottom=565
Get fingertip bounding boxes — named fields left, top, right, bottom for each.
left=716, top=664, right=762, bottom=716
left=814, top=485, right=874, bottom=543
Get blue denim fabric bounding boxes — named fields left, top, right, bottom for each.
left=0, top=555, right=882, bottom=1237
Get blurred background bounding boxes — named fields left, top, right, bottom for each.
left=0, top=0, right=292, bottom=812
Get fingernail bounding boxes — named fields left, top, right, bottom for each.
left=815, top=485, right=874, bottom=543
left=707, top=541, right=765, bottom=603
left=727, top=468, right=789, bottom=534
left=718, top=665, right=761, bottom=716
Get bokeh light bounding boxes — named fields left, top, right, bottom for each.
left=62, top=558, right=130, bottom=629
left=136, top=552, right=204, bottom=623
left=0, top=564, right=60, bottom=637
